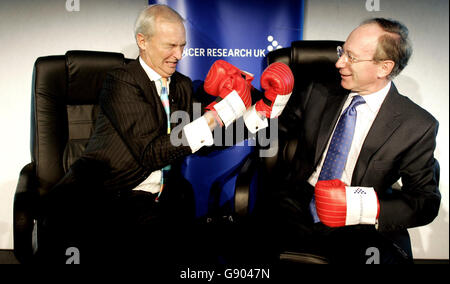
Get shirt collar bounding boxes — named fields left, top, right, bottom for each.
left=139, top=57, right=171, bottom=86
left=349, top=81, right=391, bottom=114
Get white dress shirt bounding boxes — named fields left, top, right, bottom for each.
left=133, top=57, right=172, bottom=193
left=139, top=57, right=171, bottom=95
left=308, top=81, right=391, bottom=186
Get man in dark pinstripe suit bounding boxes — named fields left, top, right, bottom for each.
left=41, top=4, right=223, bottom=264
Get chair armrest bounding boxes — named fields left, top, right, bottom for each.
left=280, top=251, right=329, bottom=264
left=234, top=153, right=259, bottom=217
left=13, top=162, right=38, bottom=263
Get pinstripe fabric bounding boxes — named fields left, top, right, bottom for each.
left=74, top=59, right=193, bottom=193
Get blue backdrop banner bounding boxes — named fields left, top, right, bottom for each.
left=148, top=0, right=304, bottom=89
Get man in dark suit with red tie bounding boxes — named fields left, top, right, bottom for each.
left=268, top=18, right=441, bottom=263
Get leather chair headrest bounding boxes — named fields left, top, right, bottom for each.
left=267, top=40, right=344, bottom=85
left=290, top=40, right=342, bottom=67
left=66, top=50, right=125, bottom=104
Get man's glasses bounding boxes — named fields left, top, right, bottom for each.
left=336, top=46, right=375, bottom=64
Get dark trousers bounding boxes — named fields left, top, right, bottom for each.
left=38, top=177, right=197, bottom=265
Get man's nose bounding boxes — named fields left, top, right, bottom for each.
left=174, top=46, right=183, bottom=60
left=335, top=55, right=346, bottom=69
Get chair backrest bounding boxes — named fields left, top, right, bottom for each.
left=268, top=40, right=343, bottom=85
left=264, top=40, right=344, bottom=172
left=30, top=50, right=128, bottom=195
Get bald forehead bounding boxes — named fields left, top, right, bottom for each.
left=352, top=23, right=385, bottom=40
left=350, top=23, right=400, bottom=45
left=344, top=23, right=383, bottom=55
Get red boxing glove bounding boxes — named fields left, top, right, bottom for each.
left=255, top=62, right=294, bottom=118
left=203, top=60, right=253, bottom=127
left=315, top=179, right=380, bottom=227
left=204, top=60, right=253, bottom=109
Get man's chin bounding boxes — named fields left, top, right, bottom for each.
left=164, top=67, right=177, bottom=76
left=340, top=80, right=352, bottom=90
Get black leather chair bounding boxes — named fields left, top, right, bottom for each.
left=261, top=40, right=343, bottom=188
left=262, top=40, right=344, bottom=264
left=13, top=50, right=130, bottom=263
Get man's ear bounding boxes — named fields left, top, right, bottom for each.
left=378, top=60, right=395, bottom=79
left=136, top=33, right=147, bottom=51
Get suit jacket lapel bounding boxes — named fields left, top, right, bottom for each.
left=314, top=90, right=349, bottom=166
left=128, top=58, right=159, bottom=102
left=128, top=59, right=185, bottom=130
left=129, top=59, right=173, bottom=127
left=352, top=84, right=402, bottom=185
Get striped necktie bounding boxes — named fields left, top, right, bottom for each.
left=160, top=78, right=171, bottom=134
left=309, top=95, right=366, bottom=222
left=156, top=78, right=171, bottom=202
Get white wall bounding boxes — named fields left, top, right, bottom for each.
left=303, top=0, right=449, bottom=259
left=0, top=0, right=448, bottom=260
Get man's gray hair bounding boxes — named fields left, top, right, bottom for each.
left=134, top=4, right=184, bottom=39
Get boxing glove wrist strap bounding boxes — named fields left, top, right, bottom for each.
left=213, top=90, right=247, bottom=128
left=268, top=92, right=292, bottom=118
left=345, top=186, right=379, bottom=226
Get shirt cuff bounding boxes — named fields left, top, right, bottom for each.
left=213, top=90, right=247, bottom=128
left=243, top=105, right=268, bottom=134
left=182, top=115, right=214, bottom=153
left=345, top=186, right=379, bottom=226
